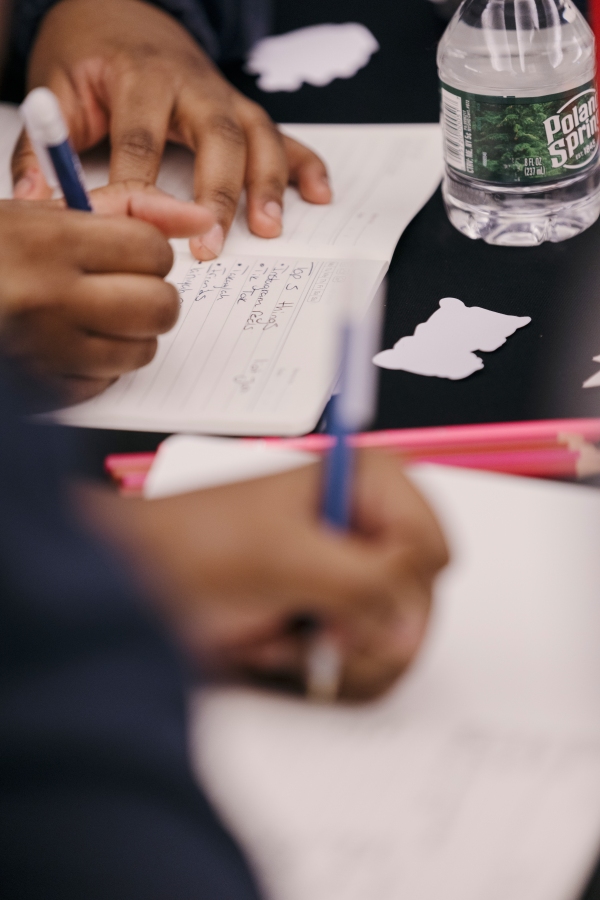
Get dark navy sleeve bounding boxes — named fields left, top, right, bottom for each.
left=11, top=0, right=272, bottom=70
left=0, top=359, right=262, bottom=900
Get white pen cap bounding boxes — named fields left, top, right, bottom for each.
left=20, top=88, right=68, bottom=147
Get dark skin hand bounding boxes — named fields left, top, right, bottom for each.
left=0, top=184, right=215, bottom=404
left=83, top=451, right=449, bottom=702
left=12, top=0, right=332, bottom=260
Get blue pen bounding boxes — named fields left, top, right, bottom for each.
left=323, top=324, right=355, bottom=528
left=323, top=281, right=384, bottom=528
left=303, top=280, right=384, bottom=702
left=20, top=88, right=92, bottom=212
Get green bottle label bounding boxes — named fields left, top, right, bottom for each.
left=440, top=80, right=599, bottom=184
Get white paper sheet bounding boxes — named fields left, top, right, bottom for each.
left=222, top=124, right=443, bottom=263
left=144, top=434, right=315, bottom=498
left=373, top=297, right=532, bottom=380
left=245, top=23, right=380, bottom=93
left=56, top=255, right=384, bottom=434
left=57, top=124, right=442, bottom=434
left=186, top=464, right=600, bottom=900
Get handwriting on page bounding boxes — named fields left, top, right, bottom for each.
left=63, top=255, right=368, bottom=434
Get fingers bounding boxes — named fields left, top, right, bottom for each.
left=353, top=450, right=450, bottom=576
left=241, top=110, right=288, bottom=238
left=12, top=130, right=53, bottom=200
left=188, top=118, right=332, bottom=259
left=70, top=273, right=179, bottom=338
left=89, top=182, right=215, bottom=238
left=58, top=375, right=118, bottom=406
left=283, top=135, right=332, bottom=204
left=189, top=113, right=247, bottom=260
left=66, top=212, right=174, bottom=276
left=6, top=309, right=159, bottom=381
left=108, top=74, right=174, bottom=186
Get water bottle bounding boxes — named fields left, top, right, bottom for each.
left=437, top=0, right=600, bottom=246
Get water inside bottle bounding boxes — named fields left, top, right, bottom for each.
left=438, top=0, right=600, bottom=246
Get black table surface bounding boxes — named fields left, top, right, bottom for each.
left=75, top=0, right=600, bottom=473
left=235, top=0, right=600, bottom=432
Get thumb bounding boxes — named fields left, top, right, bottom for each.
left=12, top=129, right=53, bottom=200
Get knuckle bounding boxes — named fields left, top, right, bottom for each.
left=206, top=185, right=239, bottom=214
left=241, top=98, right=275, bottom=126
left=135, top=338, right=158, bottom=368
left=252, top=116, right=282, bottom=142
left=117, top=127, right=161, bottom=162
left=247, top=173, right=287, bottom=196
left=207, top=114, right=246, bottom=148
left=131, top=42, right=162, bottom=63
left=152, top=284, right=179, bottom=333
left=64, top=378, right=112, bottom=405
left=148, top=233, right=174, bottom=276
left=102, top=337, right=157, bottom=375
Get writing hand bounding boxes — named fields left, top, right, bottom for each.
left=0, top=184, right=214, bottom=404
left=85, top=451, right=449, bottom=702
left=12, top=0, right=332, bottom=261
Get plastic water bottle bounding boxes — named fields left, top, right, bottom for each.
left=437, top=0, right=600, bottom=246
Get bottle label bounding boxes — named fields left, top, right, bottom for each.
left=440, top=80, right=599, bottom=184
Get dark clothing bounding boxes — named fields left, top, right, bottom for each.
left=12, top=0, right=272, bottom=66
left=4, top=0, right=272, bottom=101
left=0, top=360, right=261, bottom=899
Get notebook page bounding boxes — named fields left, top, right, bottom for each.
left=56, top=255, right=384, bottom=435
left=221, top=124, right=443, bottom=262
left=190, top=465, right=600, bottom=900
left=63, top=124, right=441, bottom=434
left=82, top=124, right=443, bottom=264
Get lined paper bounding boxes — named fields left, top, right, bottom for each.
left=58, top=255, right=384, bottom=435
left=58, top=124, right=443, bottom=434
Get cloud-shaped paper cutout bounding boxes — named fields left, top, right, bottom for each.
left=373, top=297, right=531, bottom=380
left=245, top=23, right=380, bottom=93
left=583, top=355, right=600, bottom=389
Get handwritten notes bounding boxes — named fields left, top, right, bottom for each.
left=57, top=256, right=384, bottom=435
left=61, top=124, right=443, bottom=435
left=373, top=298, right=531, bottom=380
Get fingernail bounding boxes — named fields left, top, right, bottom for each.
left=192, top=223, right=224, bottom=260
left=13, top=174, right=36, bottom=198
left=263, top=200, right=282, bottom=223
left=201, top=223, right=224, bottom=257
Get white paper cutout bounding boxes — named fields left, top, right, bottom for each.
left=245, top=23, right=379, bottom=92
left=582, top=355, right=600, bottom=388
left=373, top=297, right=531, bottom=380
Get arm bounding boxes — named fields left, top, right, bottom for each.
left=0, top=359, right=262, bottom=900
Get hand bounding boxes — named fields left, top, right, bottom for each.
left=0, top=183, right=214, bottom=404
left=85, top=451, right=449, bottom=702
left=12, top=0, right=332, bottom=261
